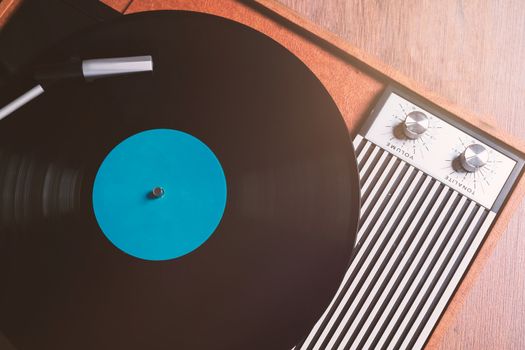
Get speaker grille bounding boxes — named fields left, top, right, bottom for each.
left=298, top=135, right=495, bottom=350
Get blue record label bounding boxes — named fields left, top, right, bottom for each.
left=92, top=128, right=227, bottom=261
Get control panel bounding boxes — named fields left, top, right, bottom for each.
left=361, top=89, right=521, bottom=210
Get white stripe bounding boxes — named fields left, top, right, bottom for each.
left=352, top=134, right=364, bottom=149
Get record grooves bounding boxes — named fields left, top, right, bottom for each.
left=0, top=11, right=359, bottom=350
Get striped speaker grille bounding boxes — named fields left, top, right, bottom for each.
left=297, top=135, right=496, bottom=350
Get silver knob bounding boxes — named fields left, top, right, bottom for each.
left=460, top=144, right=488, bottom=172
left=402, top=111, right=429, bottom=139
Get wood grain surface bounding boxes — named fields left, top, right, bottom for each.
left=277, top=1, right=525, bottom=348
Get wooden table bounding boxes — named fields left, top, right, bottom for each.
left=278, top=1, right=525, bottom=348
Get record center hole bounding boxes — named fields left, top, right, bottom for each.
left=149, top=186, right=165, bottom=199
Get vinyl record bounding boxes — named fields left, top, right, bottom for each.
left=0, top=11, right=359, bottom=350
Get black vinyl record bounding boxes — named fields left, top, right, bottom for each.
left=0, top=11, right=359, bottom=350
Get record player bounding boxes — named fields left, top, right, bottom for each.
left=0, top=1, right=524, bottom=349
